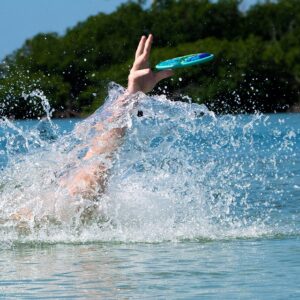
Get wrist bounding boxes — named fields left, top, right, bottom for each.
left=127, top=83, right=140, bottom=95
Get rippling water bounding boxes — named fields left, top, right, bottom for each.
left=0, top=84, right=299, bottom=298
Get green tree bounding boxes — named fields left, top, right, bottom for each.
left=0, top=0, right=299, bottom=118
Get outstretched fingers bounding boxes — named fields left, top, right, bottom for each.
left=129, top=34, right=174, bottom=93
left=143, top=34, right=153, bottom=59
left=132, top=34, right=152, bottom=71
left=135, top=35, right=146, bottom=58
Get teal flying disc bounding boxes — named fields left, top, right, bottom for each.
left=155, top=53, right=214, bottom=70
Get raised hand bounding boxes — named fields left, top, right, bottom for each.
left=127, top=34, right=174, bottom=94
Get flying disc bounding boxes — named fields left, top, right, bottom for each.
left=155, top=53, right=214, bottom=70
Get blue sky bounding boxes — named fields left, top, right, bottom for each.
left=0, top=0, right=258, bottom=60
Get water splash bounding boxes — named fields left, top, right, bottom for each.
left=0, top=83, right=299, bottom=245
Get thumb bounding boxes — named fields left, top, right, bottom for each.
left=154, top=69, right=174, bottom=84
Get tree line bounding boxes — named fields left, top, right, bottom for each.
left=0, top=0, right=299, bottom=118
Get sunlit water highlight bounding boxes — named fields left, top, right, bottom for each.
left=0, top=83, right=299, bottom=298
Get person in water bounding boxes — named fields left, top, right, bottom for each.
left=61, top=34, right=174, bottom=198
left=11, top=34, right=173, bottom=222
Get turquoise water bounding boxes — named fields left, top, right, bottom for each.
left=1, top=239, right=299, bottom=299
left=0, top=85, right=299, bottom=298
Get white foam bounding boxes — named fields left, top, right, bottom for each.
left=0, top=83, right=298, bottom=245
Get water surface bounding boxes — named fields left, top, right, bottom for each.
left=0, top=85, right=299, bottom=298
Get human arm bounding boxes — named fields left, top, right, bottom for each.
left=83, top=34, right=174, bottom=158
left=64, top=34, right=174, bottom=197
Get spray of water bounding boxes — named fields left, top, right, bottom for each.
left=0, top=83, right=298, bottom=245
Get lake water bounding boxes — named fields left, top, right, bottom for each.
left=0, top=85, right=299, bottom=298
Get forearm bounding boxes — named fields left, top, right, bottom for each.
left=84, top=126, right=126, bottom=160
left=83, top=91, right=135, bottom=160
left=61, top=92, right=134, bottom=197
